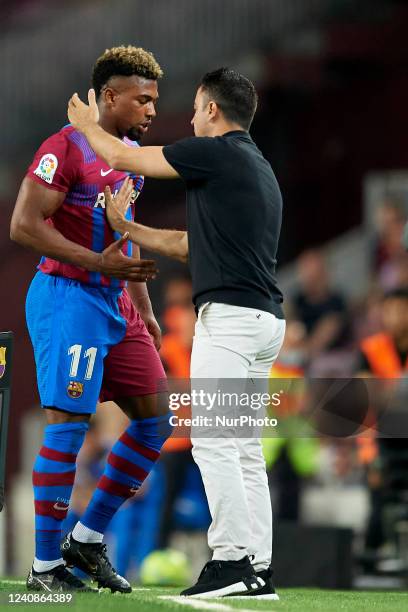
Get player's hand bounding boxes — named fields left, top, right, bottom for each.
left=105, top=178, right=133, bottom=232
left=98, top=233, right=158, bottom=282
left=68, top=89, right=99, bottom=132
left=142, top=314, right=162, bottom=351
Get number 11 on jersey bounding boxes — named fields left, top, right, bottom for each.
left=68, top=344, right=98, bottom=380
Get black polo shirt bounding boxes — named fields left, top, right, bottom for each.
left=163, top=130, right=284, bottom=318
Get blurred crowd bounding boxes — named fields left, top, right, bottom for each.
left=272, top=196, right=408, bottom=574
left=50, top=195, right=408, bottom=583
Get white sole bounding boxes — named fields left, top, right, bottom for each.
left=183, top=579, right=263, bottom=599
left=230, top=593, right=280, bottom=600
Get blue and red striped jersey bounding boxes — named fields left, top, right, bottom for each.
left=26, top=125, right=144, bottom=288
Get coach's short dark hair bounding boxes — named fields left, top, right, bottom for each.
left=92, top=45, right=163, bottom=98
left=199, top=68, right=258, bottom=130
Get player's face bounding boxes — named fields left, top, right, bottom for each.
left=191, top=87, right=211, bottom=136
left=106, top=75, right=159, bottom=141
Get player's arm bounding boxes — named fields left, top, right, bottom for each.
left=127, top=271, right=162, bottom=350
left=68, top=90, right=179, bottom=179
left=128, top=243, right=162, bottom=351
left=105, top=179, right=188, bottom=263
left=10, top=178, right=158, bottom=282
left=11, top=178, right=101, bottom=270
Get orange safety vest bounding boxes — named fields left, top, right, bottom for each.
left=160, top=332, right=192, bottom=452
left=160, top=334, right=191, bottom=379
left=271, top=362, right=305, bottom=378
left=357, top=331, right=408, bottom=465
left=360, top=332, right=408, bottom=377
left=270, top=360, right=305, bottom=417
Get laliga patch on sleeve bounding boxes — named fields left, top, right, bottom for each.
left=34, top=153, right=58, bottom=184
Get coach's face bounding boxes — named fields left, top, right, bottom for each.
left=103, top=75, right=159, bottom=141
left=191, top=86, right=214, bottom=137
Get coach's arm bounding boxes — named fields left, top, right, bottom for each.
left=105, top=177, right=188, bottom=264
left=68, top=90, right=179, bottom=179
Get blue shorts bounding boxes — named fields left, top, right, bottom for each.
left=26, top=272, right=166, bottom=413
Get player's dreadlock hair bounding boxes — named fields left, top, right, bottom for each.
left=92, top=45, right=163, bottom=98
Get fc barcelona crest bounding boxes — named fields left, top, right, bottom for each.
left=67, top=381, right=83, bottom=399
left=0, top=347, right=6, bottom=379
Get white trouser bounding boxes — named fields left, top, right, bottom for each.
left=190, top=302, right=286, bottom=571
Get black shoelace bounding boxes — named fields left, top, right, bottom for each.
left=93, top=543, right=118, bottom=574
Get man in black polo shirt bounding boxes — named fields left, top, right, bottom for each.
left=68, top=68, right=285, bottom=599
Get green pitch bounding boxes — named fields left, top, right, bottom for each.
left=0, top=579, right=406, bottom=612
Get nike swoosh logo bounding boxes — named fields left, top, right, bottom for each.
left=53, top=502, right=69, bottom=511
left=35, top=576, right=52, bottom=592
left=100, top=168, right=113, bottom=176
left=78, top=551, right=98, bottom=573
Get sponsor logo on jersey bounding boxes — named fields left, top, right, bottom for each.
left=93, top=188, right=140, bottom=209
left=67, top=381, right=83, bottom=399
left=100, top=168, right=113, bottom=177
left=0, top=347, right=6, bottom=379
left=34, top=153, right=58, bottom=184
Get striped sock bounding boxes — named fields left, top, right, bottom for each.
left=77, top=413, right=172, bottom=539
left=33, top=421, right=89, bottom=568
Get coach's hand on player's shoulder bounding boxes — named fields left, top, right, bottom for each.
left=98, top=233, right=158, bottom=282
left=105, top=180, right=132, bottom=233
left=68, top=89, right=99, bottom=131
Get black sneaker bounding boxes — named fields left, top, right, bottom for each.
left=26, top=564, right=96, bottom=592
left=61, top=532, right=131, bottom=593
left=180, top=556, right=264, bottom=598
left=234, top=565, right=279, bottom=600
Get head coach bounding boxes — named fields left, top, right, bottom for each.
left=67, top=67, right=286, bottom=599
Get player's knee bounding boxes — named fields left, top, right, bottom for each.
left=44, top=406, right=91, bottom=425
left=128, top=411, right=173, bottom=453
left=116, top=391, right=169, bottom=421
left=38, top=420, right=89, bottom=461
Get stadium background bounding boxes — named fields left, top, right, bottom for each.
left=1, top=0, right=408, bottom=592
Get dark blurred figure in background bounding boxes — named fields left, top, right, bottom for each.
left=358, top=288, right=408, bottom=377
left=372, top=198, right=408, bottom=291
left=267, top=320, right=310, bottom=521
left=292, top=250, right=350, bottom=361
left=356, top=288, right=408, bottom=571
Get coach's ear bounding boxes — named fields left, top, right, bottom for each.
left=208, top=100, right=218, bottom=120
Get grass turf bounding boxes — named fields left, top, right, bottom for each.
left=0, top=579, right=406, bottom=612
